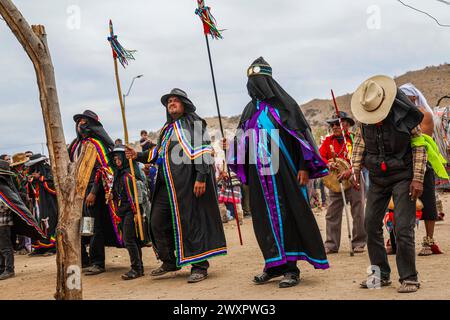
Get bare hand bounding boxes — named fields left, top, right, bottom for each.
left=328, top=162, right=338, bottom=171
left=125, top=146, right=137, bottom=160
left=221, top=138, right=229, bottom=151
left=352, top=176, right=361, bottom=191
left=105, top=192, right=113, bottom=202
left=86, top=193, right=96, bottom=207
left=297, top=170, right=309, bottom=186
left=410, top=181, right=423, bottom=201
left=194, top=181, right=206, bottom=198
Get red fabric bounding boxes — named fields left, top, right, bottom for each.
left=319, top=133, right=352, bottom=164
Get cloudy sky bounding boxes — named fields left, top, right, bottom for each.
left=0, top=0, right=449, bottom=155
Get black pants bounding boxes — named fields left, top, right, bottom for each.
left=365, top=178, right=417, bottom=282
left=122, top=213, right=143, bottom=272
left=151, top=181, right=209, bottom=275
left=81, top=197, right=107, bottom=269
left=0, top=226, right=14, bottom=273
left=266, top=261, right=300, bottom=277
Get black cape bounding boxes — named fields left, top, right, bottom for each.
left=26, top=161, right=58, bottom=249
left=139, top=111, right=227, bottom=267
left=68, top=117, right=121, bottom=247
left=229, top=62, right=329, bottom=271
left=0, top=175, right=46, bottom=241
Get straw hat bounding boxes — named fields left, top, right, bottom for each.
left=351, top=75, right=397, bottom=124
left=10, top=153, right=29, bottom=167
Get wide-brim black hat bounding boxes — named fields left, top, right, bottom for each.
left=25, top=154, right=48, bottom=168
left=73, top=110, right=102, bottom=125
left=108, top=144, right=126, bottom=159
left=160, top=88, right=196, bottom=112
left=326, top=111, right=355, bottom=126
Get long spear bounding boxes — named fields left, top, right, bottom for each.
left=107, top=20, right=144, bottom=241
left=195, top=0, right=243, bottom=245
left=330, top=89, right=355, bottom=256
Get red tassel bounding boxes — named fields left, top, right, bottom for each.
left=381, top=161, right=387, bottom=172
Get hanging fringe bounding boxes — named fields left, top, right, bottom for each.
left=195, top=0, right=224, bottom=39
left=107, top=20, right=136, bottom=68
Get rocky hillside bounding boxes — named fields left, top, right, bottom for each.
left=146, top=63, right=450, bottom=143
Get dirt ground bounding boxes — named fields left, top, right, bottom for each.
left=1, top=193, right=450, bottom=300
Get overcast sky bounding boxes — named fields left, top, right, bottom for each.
left=0, top=0, right=449, bottom=155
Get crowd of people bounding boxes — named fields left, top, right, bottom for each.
left=0, top=57, right=447, bottom=293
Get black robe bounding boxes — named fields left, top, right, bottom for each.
left=26, top=162, right=58, bottom=251
left=68, top=119, right=121, bottom=247
left=229, top=62, right=329, bottom=271
left=0, top=175, right=46, bottom=241
left=137, top=112, right=227, bottom=267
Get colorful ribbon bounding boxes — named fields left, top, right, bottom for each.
left=107, top=20, right=136, bottom=68
left=195, top=0, right=224, bottom=39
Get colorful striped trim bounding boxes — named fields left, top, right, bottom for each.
left=0, top=191, right=46, bottom=239
left=124, top=173, right=137, bottom=214
left=43, top=182, right=56, bottom=195
left=173, top=120, right=213, bottom=160
left=162, top=139, right=226, bottom=267
left=32, top=236, right=56, bottom=249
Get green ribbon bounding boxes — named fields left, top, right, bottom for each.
left=411, top=133, right=449, bottom=179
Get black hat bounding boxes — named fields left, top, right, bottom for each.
left=108, top=144, right=126, bottom=158
left=0, top=160, right=14, bottom=176
left=160, top=88, right=196, bottom=112
left=247, top=57, right=273, bottom=78
left=73, top=110, right=101, bottom=125
left=326, top=111, right=355, bottom=126
left=25, top=154, right=47, bottom=168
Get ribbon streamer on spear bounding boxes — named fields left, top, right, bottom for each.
left=195, top=0, right=243, bottom=245
left=107, top=20, right=144, bottom=241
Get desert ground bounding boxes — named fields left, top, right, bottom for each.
left=1, top=193, right=449, bottom=300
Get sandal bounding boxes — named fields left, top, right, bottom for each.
left=397, top=280, right=420, bottom=293
left=279, top=273, right=300, bottom=288
left=353, top=247, right=365, bottom=254
left=360, top=275, right=392, bottom=289
left=418, top=236, right=433, bottom=256
left=187, top=272, right=208, bottom=283
left=150, top=265, right=181, bottom=277
left=253, top=272, right=281, bottom=285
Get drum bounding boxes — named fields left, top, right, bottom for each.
left=323, top=158, right=352, bottom=193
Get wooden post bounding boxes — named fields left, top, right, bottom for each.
left=0, top=0, right=97, bottom=300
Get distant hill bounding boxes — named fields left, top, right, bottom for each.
left=144, top=63, right=450, bottom=144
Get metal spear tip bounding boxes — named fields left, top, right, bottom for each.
left=136, top=74, right=144, bottom=78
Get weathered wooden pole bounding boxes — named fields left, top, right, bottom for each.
left=0, top=0, right=97, bottom=300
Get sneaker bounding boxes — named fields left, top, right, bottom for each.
left=0, top=271, right=15, bottom=281
left=84, top=265, right=105, bottom=276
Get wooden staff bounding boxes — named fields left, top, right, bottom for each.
left=109, top=22, right=144, bottom=241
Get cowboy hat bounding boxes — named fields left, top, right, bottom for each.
left=10, top=153, right=29, bottom=167
left=351, top=75, right=397, bottom=124
left=326, top=111, right=355, bottom=126
left=160, top=88, right=196, bottom=112
left=73, top=110, right=102, bottom=125
left=25, top=154, right=48, bottom=168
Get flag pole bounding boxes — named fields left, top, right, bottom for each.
left=108, top=20, right=144, bottom=241
left=197, top=1, right=243, bottom=245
